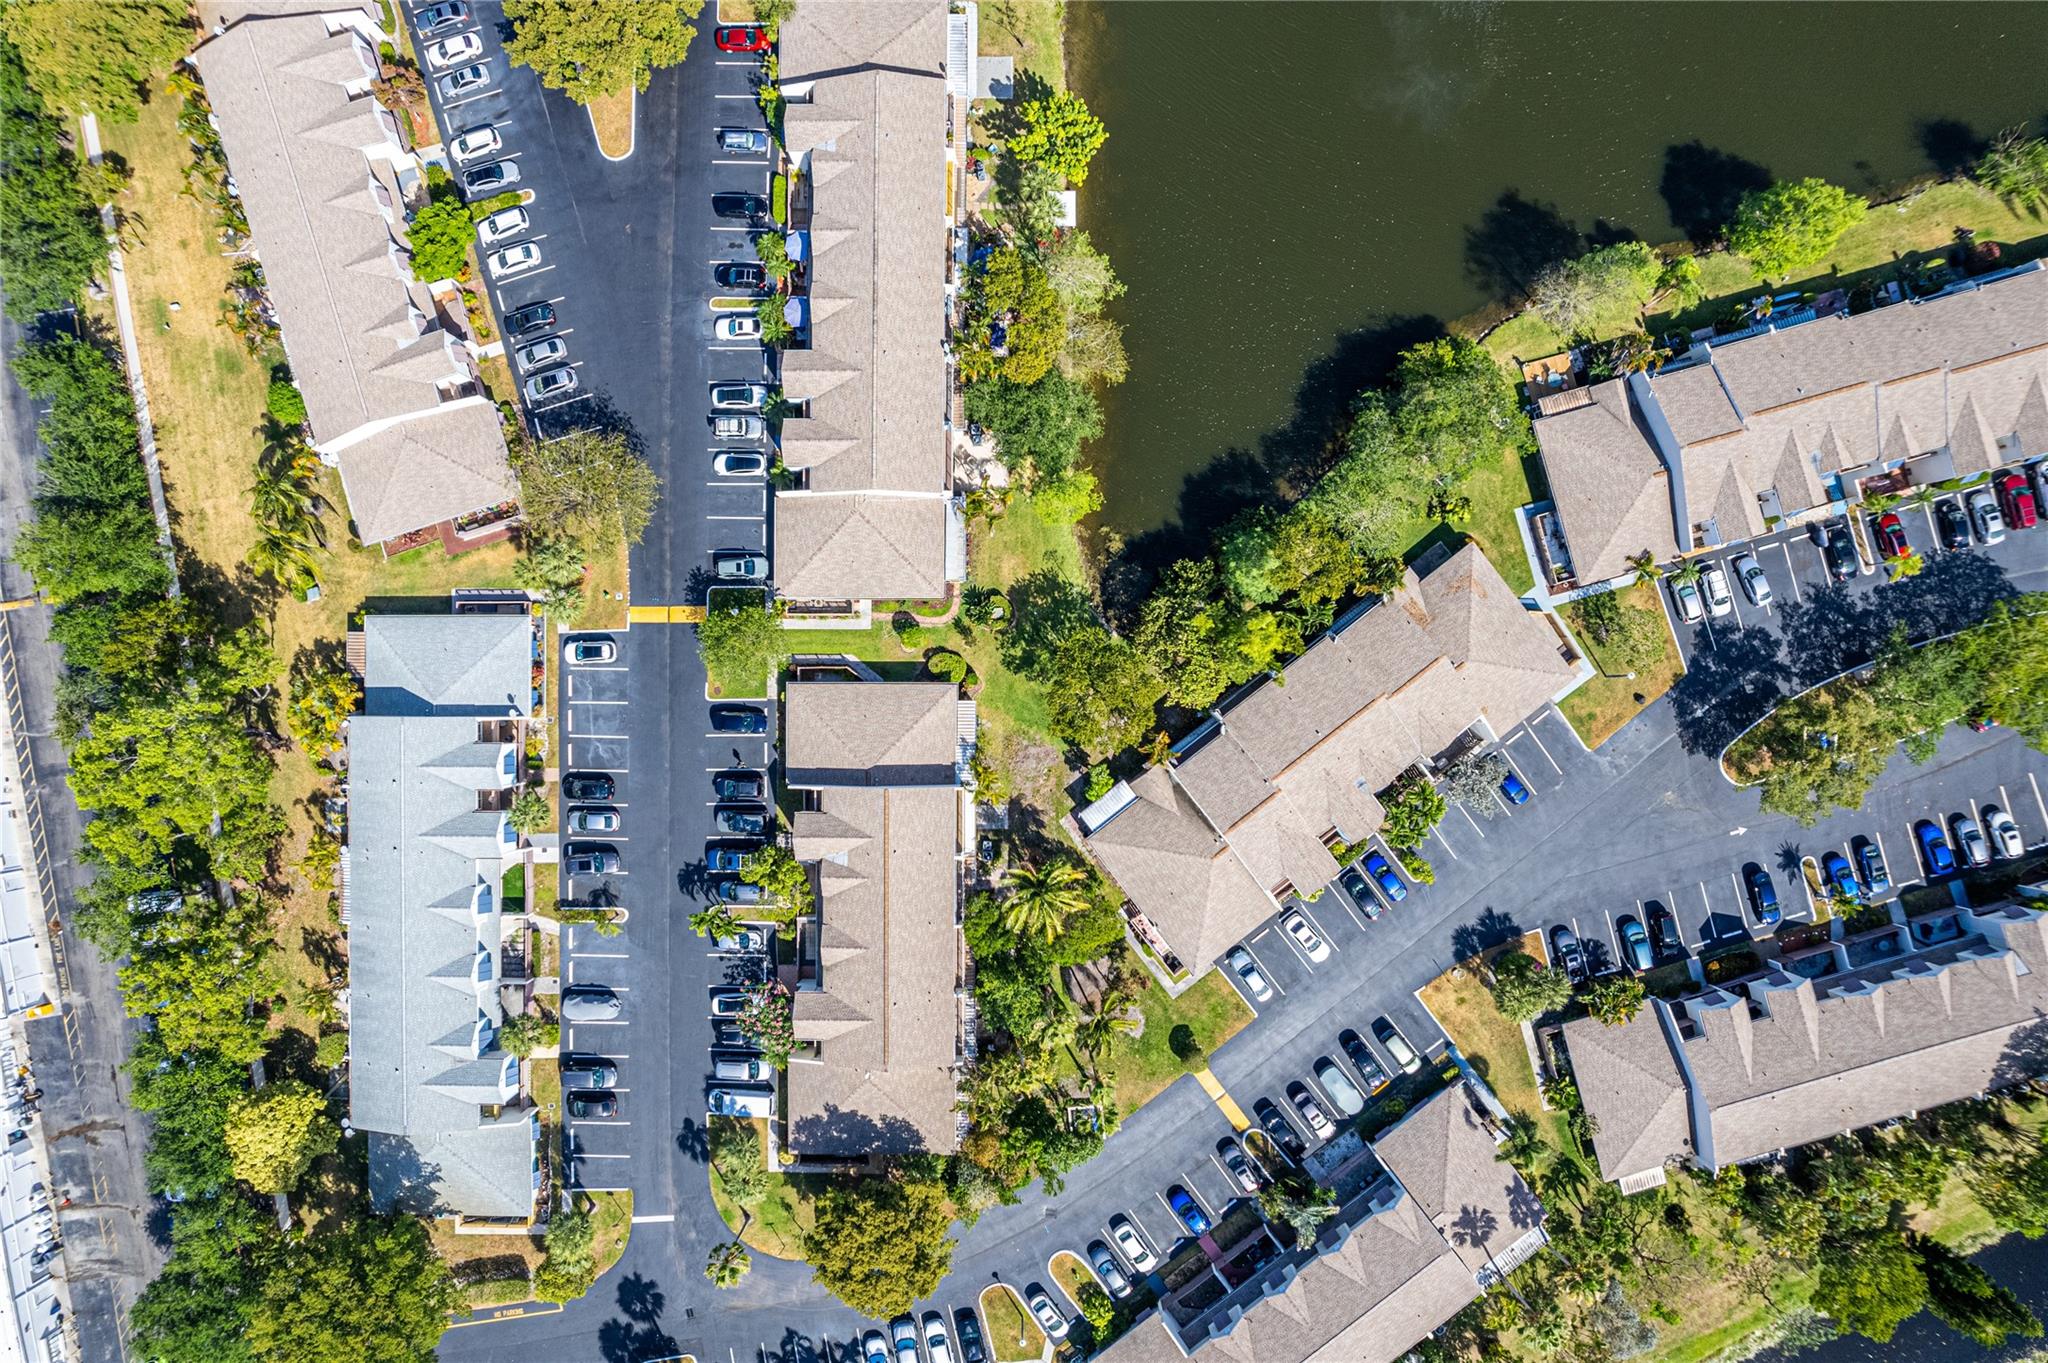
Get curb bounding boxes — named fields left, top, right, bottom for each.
left=587, top=87, right=637, bottom=163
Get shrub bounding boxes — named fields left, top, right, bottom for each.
left=926, top=650, right=968, bottom=684
left=771, top=171, right=788, bottom=225
left=1084, top=765, right=1114, bottom=802
left=265, top=379, right=307, bottom=427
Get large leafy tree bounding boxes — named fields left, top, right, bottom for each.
left=129, top=1194, right=280, bottom=1363
left=509, top=429, right=660, bottom=551
left=119, top=893, right=274, bottom=1064
left=1529, top=241, right=1660, bottom=336
left=1041, top=626, right=1165, bottom=758
left=1488, top=950, right=1572, bottom=1022
left=1219, top=506, right=1368, bottom=607
left=0, top=38, right=108, bottom=318
left=695, top=591, right=784, bottom=691
left=957, top=247, right=1064, bottom=386
left=1810, top=1230, right=1926, bottom=1343
left=962, top=372, right=1102, bottom=479
left=533, top=1204, right=597, bottom=1304
left=1975, top=128, right=2048, bottom=212
left=502, top=0, right=705, bottom=103
left=1725, top=178, right=1868, bottom=278
left=1389, top=335, right=1529, bottom=489
left=1008, top=90, right=1108, bottom=185
left=802, top=1172, right=956, bottom=1317
left=0, top=0, right=189, bottom=122
left=129, top=1035, right=244, bottom=1198
left=1968, top=1131, right=2048, bottom=1238
left=224, top=1081, right=339, bottom=1194
left=246, top=1217, right=459, bottom=1363
left=1133, top=558, right=1282, bottom=709
left=1586, top=974, right=1647, bottom=1026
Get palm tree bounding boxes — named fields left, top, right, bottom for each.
left=1000, top=860, right=1091, bottom=942
left=1886, top=549, right=1925, bottom=582
left=1627, top=550, right=1664, bottom=584
left=247, top=526, right=317, bottom=585
left=704, top=1240, right=751, bottom=1287
left=1667, top=558, right=1704, bottom=586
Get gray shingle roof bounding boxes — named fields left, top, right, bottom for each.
left=785, top=680, right=959, bottom=787
left=773, top=494, right=951, bottom=602
left=1531, top=382, right=1681, bottom=583
left=361, top=610, right=533, bottom=716
left=1372, top=1083, right=1544, bottom=1276
left=1561, top=1009, right=1692, bottom=1184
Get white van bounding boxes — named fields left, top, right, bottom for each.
left=709, top=1087, right=774, bottom=1118
left=713, top=1056, right=769, bottom=1084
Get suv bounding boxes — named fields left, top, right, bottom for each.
left=1823, top=519, right=1859, bottom=580
left=1373, top=1017, right=1421, bottom=1073
left=711, top=382, right=768, bottom=410
left=1700, top=562, right=1734, bottom=617
left=558, top=1055, right=617, bottom=1088
left=1339, top=1028, right=1390, bottom=1094
left=565, top=844, right=622, bottom=876
left=1669, top=574, right=1704, bottom=624
left=1998, top=472, right=2037, bottom=530
left=712, top=552, right=767, bottom=581
left=562, top=772, right=615, bottom=802
left=710, top=704, right=767, bottom=734
left=1549, top=924, right=1586, bottom=984
left=715, top=261, right=766, bottom=291
left=1616, top=914, right=1653, bottom=971
left=712, top=771, right=765, bottom=800
left=712, top=192, right=769, bottom=220
left=1336, top=866, right=1382, bottom=920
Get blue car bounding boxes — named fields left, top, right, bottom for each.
left=706, top=844, right=750, bottom=873
left=1617, top=914, right=1653, bottom=972
left=1915, top=820, right=1956, bottom=876
left=1167, top=1185, right=1209, bottom=1236
left=1819, top=851, right=1859, bottom=901
left=1745, top=868, right=1780, bottom=927
left=1501, top=769, right=1530, bottom=805
left=1362, top=851, right=1408, bottom=903
left=1855, top=838, right=1890, bottom=894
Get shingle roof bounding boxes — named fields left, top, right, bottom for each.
left=328, top=402, right=519, bottom=546
left=1561, top=1009, right=1692, bottom=1183
left=773, top=494, right=951, bottom=602
left=1530, top=382, right=1680, bottom=583
left=361, top=610, right=532, bottom=716
left=785, top=680, right=959, bottom=786
left=1372, top=1083, right=1544, bottom=1276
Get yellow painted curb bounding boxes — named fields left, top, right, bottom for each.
left=626, top=605, right=707, bottom=624
left=1194, top=1067, right=1250, bottom=1132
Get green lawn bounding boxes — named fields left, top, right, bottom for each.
left=1416, top=935, right=1569, bottom=1149
left=1555, top=581, right=1686, bottom=748
left=703, top=587, right=774, bottom=698
left=1049, top=1250, right=1095, bottom=1309
left=1110, top=970, right=1251, bottom=1114
left=707, top=1116, right=818, bottom=1259
left=979, top=1285, right=1048, bottom=1363
left=973, top=0, right=1065, bottom=90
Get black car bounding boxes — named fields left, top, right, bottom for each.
left=562, top=772, right=615, bottom=802
left=506, top=301, right=557, bottom=335
left=953, top=1309, right=987, bottom=1363
left=1338, top=1028, right=1391, bottom=1094
left=713, top=770, right=765, bottom=800
left=1549, top=924, right=1587, bottom=984
left=1936, top=497, right=1971, bottom=551
left=713, top=1022, right=759, bottom=1052
left=1647, top=903, right=1681, bottom=957
left=1336, top=866, right=1383, bottom=921
left=710, top=704, right=767, bottom=734
left=1254, top=1098, right=1305, bottom=1159
left=714, top=261, right=766, bottom=290
left=567, top=1089, right=618, bottom=1119
left=713, top=192, right=769, bottom=220
left=1823, top=520, right=1858, bottom=581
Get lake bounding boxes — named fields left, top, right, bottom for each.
left=1069, top=1, right=2048, bottom=560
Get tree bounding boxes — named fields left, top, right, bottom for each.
left=129, top=1036, right=244, bottom=1198
left=1656, top=254, right=1705, bottom=311
left=403, top=171, right=474, bottom=282
left=710, top=1118, right=770, bottom=1208
left=706, top=1240, right=752, bottom=1287
left=736, top=980, right=796, bottom=1066
left=1076, top=1282, right=1115, bottom=1334
left=285, top=663, right=359, bottom=759
left=1041, top=627, right=1165, bottom=758
left=1911, top=1233, right=2043, bottom=1348
left=0, top=39, right=110, bottom=319
left=1000, top=860, right=1092, bottom=941
left=1489, top=949, right=1573, bottom=1022
left=1044, top=899, right=1127, bottom=967
left=1219, top=507, right=1367, bottom=607
left=1969, top=1132, right=2048, bottom=1238
left=119, top=894, right=273, bottom=1065
left=224, top=1081, right=338, bottom=1195
left=1974, top=128, right=2048, bottom=212
left=1586, top=974, right=1647, bottom=1026
left=265, top=379, right=308, bottom=428
left=689, top=905, right=743, bottom=939
left=129, top=1194, right=280, bottom=1363
left=1378, top=771, right=1446, bottom=850
left=1388, top=335, right=1530, bottom=490
left=695, top=590, right=785, bottom=688
left=1809, top=1230, right=1927, bottom=1343
left=755, top=229, right=795, bottom=283
left=1443, top=749, right=1510, bottom=815
left=1043, top=230, right=1123, bottom=316
left=802, top=1173, right=956, bottom=1317
left=741, top=844, right=814, bottom=914
left=509, top=430, right=660, bottom=551
left=1133, top=557, right=1276, bottom=709
left=755, top=291, right=794, bottom=346
left=957, top=247, right=1064, bottom=385
left=513, top=535, right=589, bottom=619
left=1008, top=90, right=1108, bottom=185
left=502, top=0, right=705, bottom=103
left=1060, top=308, right=1127, bottom=385
left=533, top=1203, right=597, bottom=1304
left=1725, top=178, right=1869, bottom=278
left=498, top=1012, right=556, bottom=1057
left=0, top=0, right=189, bottom=123
left=1259, top=1173, right=1338, bottom=1240
left=246, top=1216, right=459, bottom=1363
left=1528, top=241, right=1660, bottom=335
left=962, top=372, right=1103, bottom=478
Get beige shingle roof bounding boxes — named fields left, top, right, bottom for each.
left=1372, top=1083, right=1544, bottom=1275
left=1531, top=382, right=1680, bottom=583
left=1562, top=1010, right=1692, bottom=1184
left=785, top=680, right=959, bottom=786
left=329, top=402, right=519, bottom=545
left=773, top=494, right=950, bottom=602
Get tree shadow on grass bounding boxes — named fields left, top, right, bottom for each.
left=996, top=567, right=1096, bottom=680
left=1659, top=141, right=1771, bottom=244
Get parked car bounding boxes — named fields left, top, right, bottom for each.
left=1289, top=1083, right=1335, bottom=1139
left=507, top=301, right=557, bottom=335
left=715, top=314, right=763, bottom=341
left=709, top=988, right=748, bottom=1018
left=1217, top=1136, right=1263, bottom=1193
left=706, top=844, right=752, bottom=873
left=1280, top=909, right=1329, bottom=962
left=1087, top=1243, right=1132, bottom=1298
left=711, top=382, right=769, bottom=409
left=1108, top=1214, right=1157, bottom=1272
left=1339, top=1028, right=1390, bottom=1094
left=1336, top=866, right=1383, bottom=920
left=890, top=1316, right=918, bottom=1363
left=713, top=552, right=767, bottom=581
left=1968, top=487, right=2007, bottom=545
left=953, top=1308, right=987, bottom=1363
left=1824, top=520, right=1859, bottom=580
left=2032, top=460, right=2048, bottom=519
left=1373, top=1017, right=1421, bottom=1073
left=1647, top=904, right=1682, bottom=957
left=719, top=127, right=771, bottom=155
left=713, top=771, right=765, bottom=800
left=449, top=123, right=500, bottom=162
left=1854, top=836, right=1890, bottom=894
left=1024, top=1286, right=1067, bottom=1340
left=438, top=63, right=490, bottom=98
left=712, top=1022, right=758, bottom=1052
left=1616, top=914, right=1653, bottom=972
left=515, top=336, right=569, bottom=372
left=560, top=986, right=621, bottom=1022
left=711, top=927, right=768, bottom=954
left=712, top=192, right=769, bottom=220
left=1669, top=575, right=1704, bottom=624
left=523, top=367, right=578, bottom=403
left=563, top=772, right=614, bottom=801
left=1985, top=805, right=2025, bottom=858
left=712, top=450, right=767, bottom=477
left=924, top=1312, right=956, bottom=1363
left=1362, top=850, right=1407, bottom=902
left=1866, top=512, right=1907, bottom=561
left=416, top=1, right=469, bottom=34
left=1225, top=945, right=1272, bottom=1002
left=557, top=1055, right=617, bottom=1089
left=710, top=705, right=767, bottom=734
left=478, top=207, right=530, bottom=247
left=1936, top=496, right=1972, bottom=550
left=1168, top=1186, right=1211, bottom=1236
left=708, top=1088, right=773, bottom=1117
left=861, top=1332, right=889, bottom=1363
left=1951, top=812, right=1991, bottom=868
left=566, top=1089, right=617, bottom=1119
left=715, top=880, right=764, bottom=905
left=714, top=262, right=766, bottom=290
left=487, top=242, right=541, bottom=278
left=565, top=844, right=621, bottom=876
left=713, top=806, right=767, bottom=836
left=424, top=32, right=483, bottom=68
left=1745, top=866, right=1780, bottom=926
left=567, top=806, right=619, bottom=835
left=1314, top=1057, right=1366, bottom=1116
left=1915, top=819, right=1957, bottom=876
left=1731, top=552, right=1772, bottom=606
left=1254, top=1097, right=1304, bottom=1158
left=1549, top=924, right=1586, bottom=984
left=1501, top=768, right=1531, bottom=804
left=1819, top=851, right=1860, bottom=901
left=566, top=638, right=614, bottom=664
left=712, top=414, right=766, bottom=440
left=1999, top=472, right=2038, bottom=530
left=1700, top=562, right=1734, bottom=616
left=463, top=159, right=521, bottom=195
left=715, top=24, right=772, bottom=52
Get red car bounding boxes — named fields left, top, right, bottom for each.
left=1998, top=472, right=2038, bottom=530
left=715, top=25, right=770, bottom=52
left=1872, top=511, right=1909, bottom=558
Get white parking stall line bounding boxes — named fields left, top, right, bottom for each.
left=573, top=1119, right=631, bottom=1128
left=2031, top=772, right=2048, bottom=835
left=1455, top=802, right=1486, bottom=838
left=1920, top=501, right=1941, bottom=550
left=630, top=1213, right=677, bottom=1225
left=710, top=224, right=754, bottom=232
left=440, top=90, right=498, bottom=112
left=568, top=1018, right=628, bottom=1027
left=1293, top=901, right=1339, bottom=954
left=1771, top=541, right=1804, bottom=603
left=1871, top=829, right=1896, bottom=887
left=714, top=92, right=756, bottom=98
left=1180, top=1179, right=1218, bottom=1219
left=1903, top=820, right=1928, bottom=885
left=1330, top=884, right=1372, bottom=932
left=1429, top=822, right=1459, bottom=861
left=1241, top=933, right=1286, bottom=996
left=711, top=157, right=769, bottom=166
left=714, top=59, right=760, bottom=67
left=707, top=513, right=767, bottom=521
left=1722, top=565, right=1747, bottom=628
left=708, top=344, right=759, bottom=352
left=572, top=1151, right=631, bottom=1159
left=572, top=951, right=630, bottom=960
left=495, top=261, right=555, bottom=282
left=573, top=697, right=628, bottom=706
left=1697, top=880, right=1717, bottom=932
left=1601, top=906, right=1620, bottom=957
left=1518, top=720, right=1564, bottom=776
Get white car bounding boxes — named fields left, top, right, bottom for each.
left=718, top=127, right=771, bottom=155
left=515, top=337, right=568, bottom=372
left=1025, top=1288, right=1067, bottom=1341
left=524, top=367, right=578, bottom=402
left=713, top=414, right=765, bottom=441
left=1669, top=576, right=1703, bottom=625
left=1700, top=562, right=1734, bottom=617
left=710, top=382, right=768, bottom=410
left=1985, top=805, right=2026, bottom=858
left=487, top=243, right=541, bottom=278
left=1730, top=552, right=1772, bottom=607
left=1280, top=909, right=1328, bottom=962
left=449, top=124, right=500, bottom=163
left=715, top=314, right=762, bottom=342
left=477, top=207, right=528, bottom=246
left=1109, top=1214, right=1156, bottom=1272
left=713, top=450, right=767, bottom=477
left=424, top=33, right=483, bottom=69
left=1226, top=946, right=1271, bottom=1002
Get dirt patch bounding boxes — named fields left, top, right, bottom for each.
left=587, top=88, right=635, bottom=159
